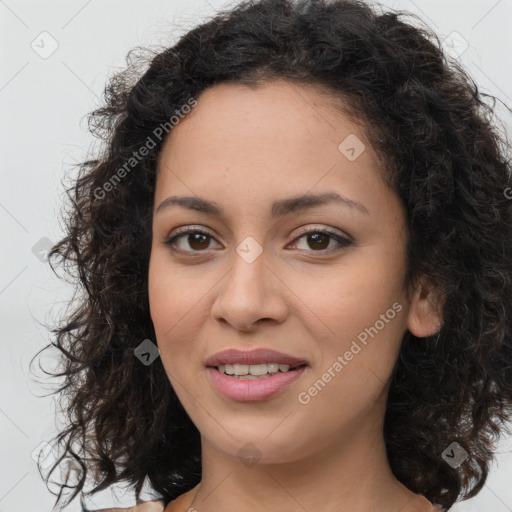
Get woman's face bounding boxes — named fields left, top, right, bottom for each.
left=148, top=79, right=439, bottom=465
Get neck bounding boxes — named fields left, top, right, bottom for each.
left=187, top=410, right=432, bottom=512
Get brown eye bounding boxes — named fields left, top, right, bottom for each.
left=164, top=228, right=221, bottom=253
left=306, top=232, right=330, bottom=250
left=186, top=232, right=211, bottom=251
left=163, top=226, right=352, bottom=256
left=290, top=228, right=353, bottom=254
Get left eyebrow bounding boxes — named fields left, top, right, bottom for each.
left=155, top=192, right=369, bottom=217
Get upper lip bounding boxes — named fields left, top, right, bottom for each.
left=205, top=348, right=308, bottom=367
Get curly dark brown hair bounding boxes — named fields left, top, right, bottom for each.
left=32, top=0, right=512, bottom=510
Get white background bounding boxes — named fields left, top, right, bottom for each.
left=1, top=1, right=511, bottom=510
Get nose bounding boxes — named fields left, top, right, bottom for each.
left=210, top=246, right=289, bottom=332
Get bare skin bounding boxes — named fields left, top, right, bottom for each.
left=149, top=79, right=443, bottom=512
left=163, top=483, right=440, bottom=512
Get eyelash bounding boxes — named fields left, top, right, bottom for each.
left=163, top=225, right=353, bottom=256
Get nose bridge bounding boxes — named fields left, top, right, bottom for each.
left=211, top=236, right=287, bottom=329
left=234, top=235, right=267, bottom=289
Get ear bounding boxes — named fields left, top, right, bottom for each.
left=406, top=275, right=444, bottom=338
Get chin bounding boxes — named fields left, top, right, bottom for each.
left=205, top=426, right=311, bottom=466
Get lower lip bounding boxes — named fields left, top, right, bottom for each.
left=206, top=366, right=307, bottom=402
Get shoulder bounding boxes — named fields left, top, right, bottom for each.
left=163, top=494, right=190, bottom=512
left=132, top=502, right=165, bottom=512
left=88, top=500, right=165, bottom=512
left=163, top=485, right=199, bottom=512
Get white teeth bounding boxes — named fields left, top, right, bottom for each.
left=216, top=362, right=297, bottom=377
left=224, top=363, right=235, bottom=375
left=233, top=363, right=249, bottom=375
left=248, top=363, right=268, bottom=376
left=266, top=363, right=279, bottom=373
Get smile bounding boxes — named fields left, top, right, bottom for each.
left=216, top=362, right=304, bottom=378
left=207, top=364, right=308, bottom=401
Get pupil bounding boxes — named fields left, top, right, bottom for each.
left=309, top=233, right=328, bottom=250
left=190, top=233, right=209, bottom=250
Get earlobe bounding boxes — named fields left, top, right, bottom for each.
left=406, top=276, right=444, bottom=338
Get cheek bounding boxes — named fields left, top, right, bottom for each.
left=147, top=250, right=212, bottom=377
left=148, top=253, right=187, bottom=369
left=293, top=250, right=407, bottom=391
left=295, top=258, right=405, bottom=343
left=148, top=250, right=200, bottom=334
left=148, top=257, right=175, bottom=335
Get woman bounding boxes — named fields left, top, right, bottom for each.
left=35, top=0, right=512, bottom=511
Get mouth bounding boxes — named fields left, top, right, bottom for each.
left=204, top=348, right=309, bottom=401
left=204, top=347, right=309, bottom=368
left=210, top=362, right=309, bottom=380
left=205, top=361, right=308, bottom=402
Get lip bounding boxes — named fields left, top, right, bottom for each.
left=204, top=348, right=308, bottom=368
left=207, top=365, right=308, bottom=402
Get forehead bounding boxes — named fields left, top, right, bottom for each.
left=158, top=79, right=362, bottom=160
left=154, top=79, right=393, bottom=219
